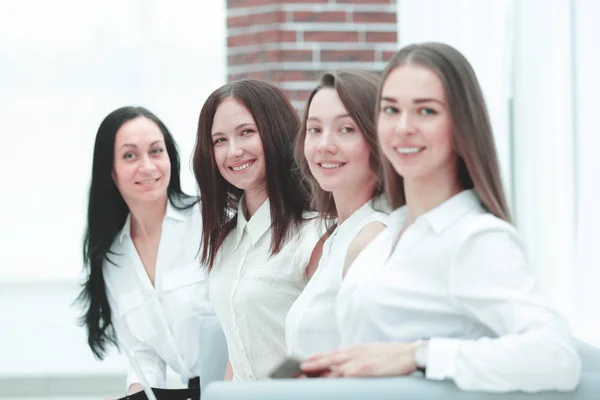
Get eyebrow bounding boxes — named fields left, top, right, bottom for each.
left=212, top=123, right=255, bottom=136
left=307, top=113, right=351, bottom=122
left=119, top=140, right=163, bottom=150
left=380, top=96, right=444, bottom=106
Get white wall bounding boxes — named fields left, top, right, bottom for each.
left=398, top=0, right=600, bottom=345
left=572, top=0, right=600, bottom=345
left=398, top=0, right=514, bottom=204
left=0, top=0, right=226, bottom=388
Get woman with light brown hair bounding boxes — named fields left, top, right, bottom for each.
left=285, top=70, right=388, bottom=359
left=301, top=43, right=581, bottom=393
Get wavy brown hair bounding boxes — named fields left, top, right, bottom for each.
left=378, top=43, right=512, bottom=223
left=193, top=79, right=311, bottom=269
left=295, top=70, right=383, bottom=223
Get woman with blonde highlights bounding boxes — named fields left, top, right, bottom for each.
left=301, top=43, right=581, bottom=393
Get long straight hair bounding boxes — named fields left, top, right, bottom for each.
left=77, top=106, right=196, bottom=359
left=378, top=43, right=512, bottom=222
left=193, top=79, right=311, bottom=270
left=295, top=70, right=383, bottom=225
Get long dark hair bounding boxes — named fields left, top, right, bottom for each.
left=378, top=43, right=512, bottom=223
left=193, top=79, right=311, bottom=270
left=77, top=106, right=196, bottom=359
left=295, top=70, right=383, bottom=222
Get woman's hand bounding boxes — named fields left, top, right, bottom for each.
left=301, top=342, right=419, bottom=378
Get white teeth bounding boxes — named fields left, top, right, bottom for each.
left=320, top=163, right=343, bottom=169
left=396, top=147, right=422, bottom=154
left=139, top=179, right=158, bottom=184
left=232, top=161, right=253, bottom=171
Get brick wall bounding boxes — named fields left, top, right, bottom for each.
left=226, top=0, right=398, bottom=110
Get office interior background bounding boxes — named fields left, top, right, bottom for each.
left=0, top=0, right=598, bottom=398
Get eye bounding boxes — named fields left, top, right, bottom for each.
left=123, top=152, right=136, bottom=160
left=307, top=126, right=321, bottom=134
left=419, top=108, right=437, bottom=116
left=150, top=147, right=165, bottom=155
left=340, top=126, right=355, bottom=134
left=213, top=137, right=226, bottom=146
left=381, top=106, right=399, bottom=115
left=241, top=128, right=254, bottom=136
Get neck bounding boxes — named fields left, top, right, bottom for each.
left=127, top=195, right=168, bottom=240
left=332, top=181, right=375, bottom=224
left=243, top=186, right=268, bottom=219
left=404, top=170, right=463, bottom=226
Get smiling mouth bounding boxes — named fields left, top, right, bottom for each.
left=395, top=147, right=424, bottom=154
left=318, top=162, right=346, bottom=169
left=136, top=178, right=159, bottom=185
left=230, top=160, right=255, bottom=171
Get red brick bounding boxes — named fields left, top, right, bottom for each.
left=382, top=50, right=397, bottom=62
left=321, top=49, right=375, bottom=62
left=365, top=31, right=397, bottom=43
left=292, top=11, right=347, bottom=23
left=336, top=0, right=394, bottom=3
left=265, top=50, right=313, bottom=62
left=228, top=71, right=271, bottom=81
left=352, top=11, right=396, bottom=23
left=286, top=89, right=314, bottom=103
left=303, top=31, right=360, bottom=42
left=278, top=0, right=329, bottom=3
left=280, top=30, right=298, bottom=42
left=228, top=52, right=262, bottom=66
left=229, top=49, right=313, bottom=65
left=227, top=0, right=272, bottom=8
left=271, top=70, right=324, bottom=82
left=228, top=30, right=298, bottom=47
left=227, top=11, right=285, bottom=28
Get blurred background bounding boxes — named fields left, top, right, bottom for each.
left=0, top=0, right=598, bottom=398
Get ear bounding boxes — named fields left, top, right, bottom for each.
left=111, top=169, right=117, bottom=183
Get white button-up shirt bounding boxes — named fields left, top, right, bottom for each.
left=209, top=198, right=322, bottom=380
left=285, top=200, right=388, bottom=358
left=104, top=199, right=215, bottom=389
left=338, top=190, right=581, bottom=392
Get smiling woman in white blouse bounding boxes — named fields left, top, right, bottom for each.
left=78, top=106, right=214, bottom=398
left=192, top=79, right=322, bottom=381
left=285, top=70, right=388, bottom=359
left=301, top=43, right=582, bottom=393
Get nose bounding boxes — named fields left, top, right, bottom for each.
left=316, top=130, right=337, bottom=154
left=395, top=112, right=417, bottom=136
left=228, top=139, right=244, bottom=160
left=139, top=154, right=156, bottom=172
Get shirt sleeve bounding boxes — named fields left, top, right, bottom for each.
left=425, top=225, right=582, bottom=392
left=107, top=290, right=167, bottom=390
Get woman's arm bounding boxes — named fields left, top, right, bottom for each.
left=424, top=228, right=581, bottom=392
left=342, top=221, right=387, bottom=278
left=224, top=359, right=233, bottom=380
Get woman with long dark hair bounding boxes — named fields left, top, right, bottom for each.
left=301, top=43, right=581, bottom=393
left=193, top=79, right=322, bottom=381
left=78, top=106, right=213, bottom=397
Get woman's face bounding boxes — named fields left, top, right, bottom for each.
left=112, top=116, right=171, bottom=204
left=378, top=65, right=456, bottom=184
left=210, top=98, right=267, bottom=195
left=304, top=88, right=375, bottom=197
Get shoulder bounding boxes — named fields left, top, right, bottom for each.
left=351, top=220, right=388, bottom=250
left=342, top=220, right=388, bottom=276
left=455, top=212, right=524, bottom=254
left=298, top=214, right=327, bottom=239
left=449, top=212, right=530, bottom=288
